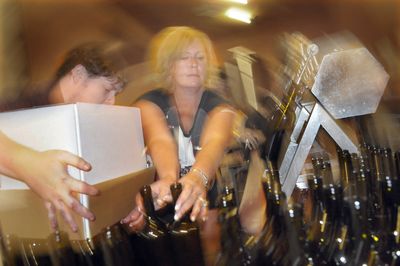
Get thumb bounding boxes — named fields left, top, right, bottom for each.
left=155, top=185, right=172, bottom=209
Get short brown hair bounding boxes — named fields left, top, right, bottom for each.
left=55, top=42, right=127, bottom=88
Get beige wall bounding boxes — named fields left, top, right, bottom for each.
left=4, top=0, right=399, bottom=106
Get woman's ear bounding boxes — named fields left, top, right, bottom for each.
left=70, top=64, right=88, bottom=84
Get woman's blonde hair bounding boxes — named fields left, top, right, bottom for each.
left=147, top=26, right=218, bottom=92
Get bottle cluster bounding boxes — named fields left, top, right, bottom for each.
left=1, top=225, right=134, bottom=266
left=0, top=183, right=205, bottom=266
left=2, top=146, right=400, bottom=265
left=216, top=145, right=400, bottom=265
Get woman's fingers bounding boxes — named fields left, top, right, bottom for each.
left=190, top=196, right=208, bottom=222
left=128, top=214, right=146, bottom=231
left=155, top=184, right=172, bottom=209
left=54, top=178, right=96, bottom=221
left=199, top=199, right=208, bottom=222
left=121, top=206, right=145, bottom=232
left=150, top=178, right=175, bottom=209
left=174, top=183, right=194, bottom=220
left=45, top=202, right=58, bottom=230
left=121, top=193, right=147, bottom=232
left=174, top=174, right=206, bottom=221
left=122, top=193, right=144, bottom=223
left=62, top=175, right=99, bottom=196
left=121, top=207, right=140, bottom=224
left=53, top=199, right=79, bottom=232
left=56, top=150, right=92, bottom=172
left=69, top=198, right=96, bottom=221
left=48, top=180, right=95, bottom=232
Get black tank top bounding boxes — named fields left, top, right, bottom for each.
left=138, top=88, right=228, bottom=208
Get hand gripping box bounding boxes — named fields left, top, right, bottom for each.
left=0, top=103, right=154, bottom=240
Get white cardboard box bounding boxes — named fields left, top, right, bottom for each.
left=0, top=103, right=154, bottom=239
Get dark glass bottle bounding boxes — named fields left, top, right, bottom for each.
left=377, top=148, right=399, bottom=264
left=304, top=158, right=327, bottom=264
left=337, top=149, right=353, bottom=189
left=71, top=238, right=100, bottom=266
left=348, top=154, right=371, bottom=266
left=359, top=144, right=376, bottom=229
left=0, top=231, right=23, bottom=266
left=349, top=199, right=371, bottom=266
left=282, top=197, right=309, bottom=266
left=129, top=185, right=175, bottom=266
left=363, top=147, right=385, bottom=238
left=325, top=150, right=357, bottom=265
left=94, top=224, right=136, bottom=266
left=257, top=173, right=288, bottom=265
left=215, top=186, right=246, bottom=266
left=0, top=238, right=6, bottom=266
left=369, top=147, right=394, bottom=263
left=169, top=182, right=205, bottom=266
left=0, top=225, right=5, bottom=265
left=394, top=151, right=400, bottom=180
left=47, top=230, right=75, bottom=266
left=325, top=185, right=347, bottom=264
left=382, top=148, right=397, bottom=230
left=21, top=238, right=52, bottom=266
left=309, top=157, right=325, bottom=220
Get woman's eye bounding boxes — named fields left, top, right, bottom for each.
left=104, top=87, right=114, bottom=94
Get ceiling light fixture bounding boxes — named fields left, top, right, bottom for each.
left=225, top=7, right=252, bottom=24
left=229, top=0, right=248, bottom=4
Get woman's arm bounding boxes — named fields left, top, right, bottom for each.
left=238, top=151, right=267, bottom=235
left=135, top=100, right=180, bottom=183
left=0, top=131, right=98, bottom=231
left=175, top=105, right=235, bottom=221
left=122, top=100, right=180, bottom=230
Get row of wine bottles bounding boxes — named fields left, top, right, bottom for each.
left=1, top=224, right=135, bottom=266
left=130, top=182, right=205, bottom=266
left=215, top=144, right=400, bottom=265
left=3, top=144, right=400, bottom=265
left=0, top=182, right=205, bottom=266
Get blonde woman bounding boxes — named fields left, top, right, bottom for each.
left=122, top=26, right=235, bottom=234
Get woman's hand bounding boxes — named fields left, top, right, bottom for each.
left=175, top=171, right=208, bottom=222
left=121, top=177, right=176, bottom=231
left=121, top=192, right=146, bottom=232
left=0, top=132, right=99, bottom=232
left=17, top=149, right=99, bottom=232
left=238, top=128, right=266, bottom=150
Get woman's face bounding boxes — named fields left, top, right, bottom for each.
left=171, top=41, right=207, bottom=90
left=64, top=65, right=123, bottom=105
left=75, top=76, right=122, bottom=105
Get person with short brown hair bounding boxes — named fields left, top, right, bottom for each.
left=0, top=41, right=128, bottom=231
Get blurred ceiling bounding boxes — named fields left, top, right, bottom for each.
left=4, top=0, right=399, bottom=104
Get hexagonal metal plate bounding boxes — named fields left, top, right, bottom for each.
left=311, top=47, right=389, bottom=119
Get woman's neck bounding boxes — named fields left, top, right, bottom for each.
left=173, top=86, right=204, bottom=103
left=173, top=87, right=204, bottom=134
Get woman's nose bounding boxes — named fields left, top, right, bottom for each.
left=190, top=57, right=198, bottom=67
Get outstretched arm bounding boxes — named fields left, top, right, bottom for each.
left=121, top=100, right=179, bottom=230
left=175, top=105, right=235, bottom=222
left=238, top=150, right=267, bottom=235
left=0, top=131, right=99, bottom=232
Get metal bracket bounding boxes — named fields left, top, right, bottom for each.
left=279, top=102, right=359, bottom=196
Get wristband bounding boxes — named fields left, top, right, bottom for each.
left=190, top=168, right=211, bottom=190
